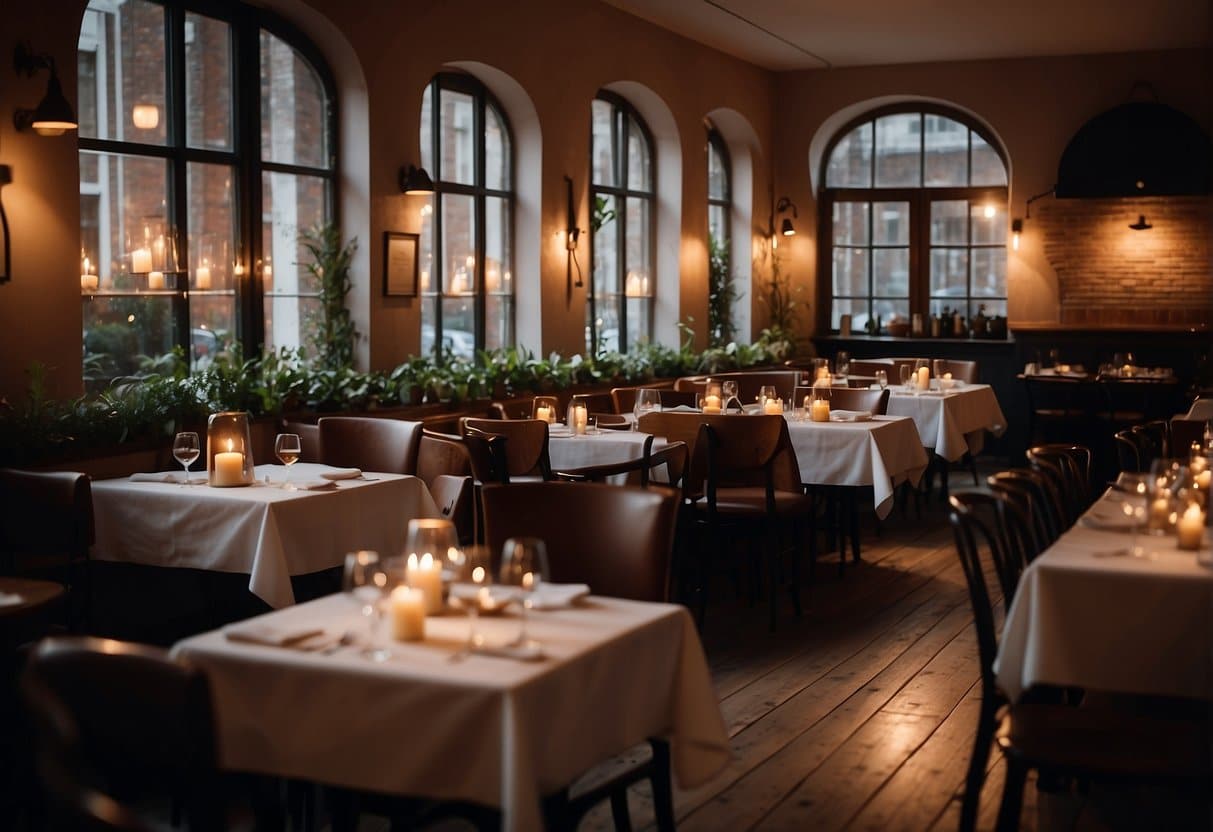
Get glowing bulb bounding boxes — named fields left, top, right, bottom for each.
left=983, top=205, right=996, bottom=219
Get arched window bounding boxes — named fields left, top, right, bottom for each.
left=418, top=73, right=514, bottom=359
left=820, top=106, right=1008, bottom=333
left=588, top=92, right=654, bottom=354
left=706, top=126, right=734, bottom=345
left=77, top=0, right=336, bottom=388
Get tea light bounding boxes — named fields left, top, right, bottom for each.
left=1177, top=504, right=1205, bottom=550
left=943, top=372, right=953, bottom=380
left=212, top=439, right=245, bottom=487
left=1121, top=364, right=1134, bottom=377
left=701, top=394, right=722, bottom=414
left=390, top=586, right=426, bottom=641
left=763, top=397, right=783, bottom=415
left=810, top=398, right=830, bottom=422
left=1196, top=470, right=1212, bottom=491
left=147, top=270, right=166, bottom=290
left=406, top=552, right=444, bottom=614
left=916, top=366, right=930, bottom=390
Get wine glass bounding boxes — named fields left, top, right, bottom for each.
left=835, top=351, right=851, bottom=378
left=447, top=544, right=492, bottom=654
left=875, top=370, right=888, bottom=390
left=274, top=432, right=302, bottom=489
left=1146, top=459, right=1186, bottom=540
left=899, top=364, right=913, bottom=390
left=721, top=380, right=740, bottom=411
left=172, top=431, right=200, bottom=485
left=932, top=359, right=945, bottom=379
left=1117, top=473, right=1150, bottom=557
left=405, top=518, right=460, bottom=565
left=342, top=550, right=392, bottom=661
left=634, top=388, right=662, bottom=427
left=499, top=537, right=549, bottom=651
left=758, top=385, right=777, bottom=407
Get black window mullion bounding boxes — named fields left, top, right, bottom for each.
left=167, top=4, right=191, bottom=360
left=431, top=80, right=444, bottom=358
left=473, top=87, right=486, bottom=353
left=236, top=7, right=262, bottom=356
left=616, top=108, right=628, bottom=353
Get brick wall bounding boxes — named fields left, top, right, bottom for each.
left=1037, top=196, right=1213, bottom=326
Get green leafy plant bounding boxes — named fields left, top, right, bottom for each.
left=707, top=233, right=738, bottom=347
left=300, top=224, right=359, bottom=372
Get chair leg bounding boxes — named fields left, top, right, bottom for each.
left=788, top=520, right=802, bottom=617
left=965, top=451, right=979, bottom=486
left=848, top=490, right=861, bottom=563
left=938, top=454, right=951, bottom=501
left=649, top=739, right=676, bottom=832
left=609, top=790, right=633, bottom=832
left=994, top=758, right=1028, bottom=832
left=960, top=708, right=997, bottom=832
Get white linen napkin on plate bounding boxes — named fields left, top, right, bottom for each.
left=291, top=479, right=338, bottom=491
left=129, top=471, right=184, bottom=483
left=224, top=622, right=328, bottom=648
left=319, top=467, right=362, bottom=480
left=830, top=410, right=872, bottom=422
left=0, top=591, right=24, bottom=607
left=529, top=582, right=590, bottom=610
left=1080, top=503, right=1137, bottom=532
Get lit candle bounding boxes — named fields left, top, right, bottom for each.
left=570, top=404, right=588, bottom=435
left=535, top=405, right=552, bottom=424
left=1150, top=496, right=1172, bottom=530
left=195, top=265, right=212, bottom=290
left=811, top=399, right=831, bottom=422
left=943, top=372, right=953, bottom=380
left=916, top=366, right=930, bottom=390
left=701, top=394, right=722, bottom=414
left=147, top=271, right=165, bottom=290
left=81, top=262, right=98, bottom=292
left=816, top=367, right=830, bottom=381
left=390, top=586, right=426, bottom=641
left=1176, top=504, right=1205, bottom=550
left=131, top=247, right=153, bottom=274
left=212, top=438, right=246, bottom=487
left=406, top=552, right=444, bottom=614
left=1121, top=364, right=1133, bottom=377
left=1197, top=470, right=1211, bottom=491
left=764, top=397, right=783, bottom=415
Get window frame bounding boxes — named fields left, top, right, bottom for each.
left=817, top=104, right=1008, bottom=334
left=587, top=90, right=655, bottom=355
left=706, top=126, right=731, bottom=244
left=77, top=0, right=338, bottom=371
left=420, top=71, right=515, bottom=358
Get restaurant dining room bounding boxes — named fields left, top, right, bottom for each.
left=0, top=0, right=1211, bottom=830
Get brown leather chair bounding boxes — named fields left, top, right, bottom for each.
left=22, top=636, right=225, bottom=832
left=823, top=387, right=890, bottom=415
left=317, top=416, right=422, bottom=475
left=571, top=392, right=615, bottom=414
left=591, top=413, right=630, bottom=430
left=489, top=399, right=536, bottom=420
left=416, top=430, right=475, bottom=544
left=934, top=359, right=979, bottom=383
left=0, top=469, right=94, bottom=629
left=696, top=371, right=803, bottom=406
left=459, top=418, right=552, bottom=481
left=847, top=359, right=896, bottom=378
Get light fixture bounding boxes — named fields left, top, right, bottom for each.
left=1011, top=218, right=1023, bottom=251
left=1128, top=215, right=1153, bottom=231
left=13, top=43, right=77, bottom=137
left=565, top=174, right=582, bottom=288
left=132, top=103, right=160, bottom=130
left=776, top=197, right=798, bottom=236
left=0, top=164, right=10, bottom=284
left=398, top=164, right=434, bottom=195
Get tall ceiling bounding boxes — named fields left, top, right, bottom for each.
left=604, top=0, right=1212, bottom=71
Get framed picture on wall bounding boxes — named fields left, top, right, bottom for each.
left=383, top=231, right=419, bottom=297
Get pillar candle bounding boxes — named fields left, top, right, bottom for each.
left=916, top=366, right=930, bottom=390
left=407, top=552, right=444, bottom=614
left=763, top=397, right=783, bottom=415
left=535, top=405, right=552, bottom=423
left=147, top=271, right=166, bottom=290
left=811, top=399, right=830, bottom=422
left=131, top=247, right=153, bottom=274
left=1177, top=504, right=1205, bottom=550
left=212, top=442, right=246, bottom=487
left=702, top=394, right=722, bottom=415
left=390, top=586, right=426, bottom=641
left=195, top=266, right=212, bottom=290
left=81, top=274, right=99, bottom=292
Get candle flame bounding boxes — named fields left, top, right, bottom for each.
left=522, top=572, right=534, bottom=590
left=407, top=553, right=418, bottom=569
left=472, top=566, right=486, bottom=583
left=420, top=552, right=433, bottom=569
left=226, top=438, right=233, bottom=453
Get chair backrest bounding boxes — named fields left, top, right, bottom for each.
left=822, top=387, right=891, bottom=415
left=1132, top=420, right=1171, bottom=463
left=847, top=359, right=895, bottom=378
left=610, top=386, right=669, bottom=415
left=1027, top=443, right=1093, bottom=518
left=22, top=636, right=222, bottom=831
left=1114, top=429, right=1144, bottom=473
left=416, top=430, right=474, bottom=542
left=489, top=398, right=537, bottom=420
left=460, top=417, right=552, bottom=480
left=672, top=376, right=708, bottom=395
left=699, top=415, right=802, bottom=510
left=705, top=371, right=802, bottom=405
left=1185, top=397, right=1213, bottom=421
left=658, top=389, right=699, bottom=409
left=317, top=416, right=422, bottom=475
left=948, top=490, right=1029, bottom=611
left=935, top=359, right=979, bottom=383
left=282, top=421, right=322, bottom=463
left=481, top=482, right=679, bottom=602
left=0, top=469, right=94, bottom=568
left=571, top=392, right=615, bottom=414
left=1170, top=417, right=1207, bottom=457
left=885, top=358, right=932, bottom=379
left=591, top=413, right=630, bottom=430
left=461, top=427, right=510, bottom=485
left=987, top=468, right=1065, bottom=550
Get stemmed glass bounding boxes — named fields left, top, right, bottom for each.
left=172, top=431, right=200, bottom=485
left=342, top=550, right=393, bottom=661
left=634, top=388, right=662, bottom=426
left=835, top=351, right=851, bottom=378
left=721, top=380, right=740, bottom=412
left=447, top=544, right=492, bottom=654
left=274, top=433, right=302, bottom=489
left=875, top=370, right=888, bottom=390
left=499, top=536, right=549, bottom=652
left=899, top=364, right=913, bottom=391
left=1117, top=473, right=1150, bottom=557
left=758, top=385, right=778, bottom=407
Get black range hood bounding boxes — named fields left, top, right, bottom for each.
left=1055, top=101, right=1212, bottom=198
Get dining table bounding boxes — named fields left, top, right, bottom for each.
left=91, top=463, right=439, bottom=609
left=172, top=592, right=730, bottom=831
left=886, top=382, right=1007, bottom=461
left=995, top=488, right=1213, bottom=703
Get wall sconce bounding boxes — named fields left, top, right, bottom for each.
left=398, top=164, right=434, bottom=195
left=776, top=197, right=798, bottom=236
left=1128, top=215, right=1153, bottom=231
left=13, top=43, right=77, bottom=136
left=565, top=174, right=583, bottom=289
left=1011, top=218, right=1023, bottom=251
left=132, top=103, right=160, bottom=130
left=1012, top=187, right=1056, bottom=252
left=0, top=165, right=10, bottom=284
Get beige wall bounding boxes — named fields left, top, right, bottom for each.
left=771, top=48, right=1212, bottom=333
left=0, top=0, right=775, bottom=401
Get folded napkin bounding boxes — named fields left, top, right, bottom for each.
left=548, top=425, right=573, bottom=437
left=529, top=582, right=590, bottom=610
left=224, top=622, right=328, bottom=648
left=129, top=471, right=183, bottom=483
left=291, top=479, right=338, bottom=491
left=829, top=410, right=872, bottom=422
left=1080, top=504, right=1137, bottom=532
left=319, top=467, right=362, bottom=481
left=0, top=591, right=24, bottom=608
left=665, top=405, right=699, bottom=413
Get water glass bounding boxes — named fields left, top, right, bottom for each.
left=721, top=380, right=740, bottom=411
left=634, top=388, right=662, bottom=425
left=875, top=370, right=887, bottom=390
left=758, top=385, right=778, bottom=407
left=932, top=359, right=945, bottom=379
left=835, top=351, right=850, bottom=377
left=899, top=364, right=913, bottom=390
left=172, top=431, right=200, bottom=485
left=499, top=537, right=550, bottom=650
left=342, top=550, right=392, bottom=661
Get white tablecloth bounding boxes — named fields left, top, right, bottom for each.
left=785, top=415, right=929, bottom=519
left=92, top=463, right=439, bottom=608
left=548, top=429, right=658, bottom=471
left=995, top=490, right=1213, bottom=702
left=887, top=383, right=1006, bottom=461
left=173, top=594, right=730, bottom=831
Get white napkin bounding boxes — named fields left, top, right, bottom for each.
left=129, top=471, right=183, bottom=483
left=0, top=591, right=24, bottom=608
left=830, top=410, right=872, bottom=422
left=292, top=479, right=338, bottom=491
left=1080, top=504, right=1137, bottom=532
left=224, top=622, right=328, bottom=648
left=529, top=582, right=590, bottom=610
left=664, top=405, right=699, bottom=413
left=319, top=467, right=362, bottom=481
left=548, top=425, right=573, bottom=437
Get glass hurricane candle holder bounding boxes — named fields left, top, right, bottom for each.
left=567, top=401, right=588, bottom=435
left=206, top=411, right=255, bottom=487
left=532, top=395, right=559, bottom=424
left=1146, top=460, right=1185, bottom=535
left=701, top=380, right=723, bottom=414
left=1175, top=492, right=1206, bottom=551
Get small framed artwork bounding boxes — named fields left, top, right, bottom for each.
left=383, top=231, right=419, bottom=297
